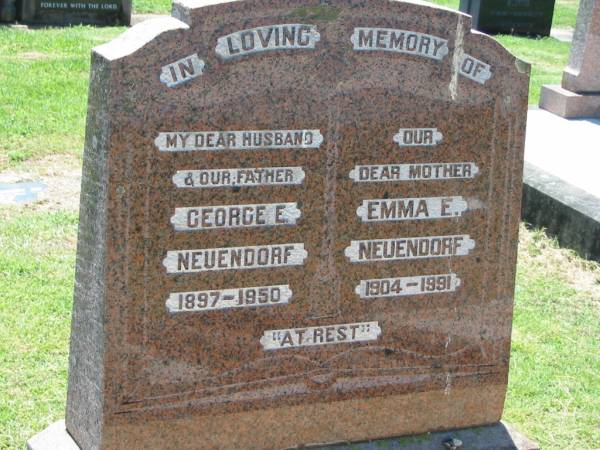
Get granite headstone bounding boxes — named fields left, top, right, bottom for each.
left=540, top=0, right=600, bottom=118
left=28, top=0, right=531, bottom=448
left=0, top=0, right=16, bottom=21
left=459, top=0, right=556, bottom=36
left=18, top=0, right=131, bottom=25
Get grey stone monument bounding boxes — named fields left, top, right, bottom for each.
left=540, top=0, right=600, bottom=118
left=459, top=0, right=556, bottom=36
left=0, top=0, right=16, bottom=21
left=18, top=0, right=131, bottom=26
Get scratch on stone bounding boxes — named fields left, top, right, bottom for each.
left=449, top=15, right=465, bottom=101
left=444, top=373, right=452, bottom=395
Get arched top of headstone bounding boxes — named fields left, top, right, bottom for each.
left=91, top=0, right=529, bottom=94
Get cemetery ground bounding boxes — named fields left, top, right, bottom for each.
left=0, top=0, right=575, bottom=170
left=0, top=0, right=598, bottom=448
left=1, top=208, right=599, bottom=449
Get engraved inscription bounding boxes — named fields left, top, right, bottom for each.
left=163, top=243, right=307, bottom=273
left=351, top=27, right=449, bottom=60
left=260, top=322, right=381, bottom=350
left=173, top=167, right=305, bottom=188
left=393, top=128, right=443, bottom=146
left=357, top=196, right=468, bottom=222
left=349, top=162, right=479, bottom=182
left=356, top=273, right=461, bottom=299
left=155, top=130, right=323, bottom=152
left=166, top=285, right=292, bottom=313
left=344, top=235, right=475, bottom=262
left=216, top=24, right=320, bottom=60
left=171, top=202, right=301, bottom=231
left=159, top=53, right=205, bottom=87
left=460, top=54, right=492, bottom=84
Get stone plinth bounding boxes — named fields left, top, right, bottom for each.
left=540, top=85, right=600, bottom=119
left=28, top=420, right=540, bottom=450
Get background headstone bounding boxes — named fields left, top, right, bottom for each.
left=540, top=0, right=600, bottom=117
left=0, top=0, right=16, bottom=21
left=17, top=0, right=131, bottom=26
left=459, top=0, right=556, bottom=36
left=28, top=0, right=530, bottom=448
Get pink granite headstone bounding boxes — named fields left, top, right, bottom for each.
left=28, top=0, right=532, bottom=448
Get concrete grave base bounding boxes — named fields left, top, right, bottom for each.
left=323, top=421, right=540, bottom=449
left=27, top=421, right=78, bottom=450
left=539, top=85, right=600, bottom=118
left=28, top=420, right=538, bottom=450
left=523, top=108, right=600, bottom=261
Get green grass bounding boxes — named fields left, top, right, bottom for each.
left=0, top=27, right=568, bottom=169
left=506, top=229, right=600, bottom=448
left=0, top=27, right=122, bottom=170
left=0, top=209, right=598, bottom=449
left=551, top=0, right=579, bottom=29
left=0, top=0, right=576, bottom=169
left=133, top=0, right=170, bottom=14
left=0, top=210, right=78, bottom=449
left=427, top=0, right=574, bottom=104
left=130, top=0, right=577, bottom=22
left=428, top=0, right=579, bottom=28
left=495, top=35, right=570, bottom=104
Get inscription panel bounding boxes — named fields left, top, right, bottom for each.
left=261, top=322, right=381, bottom=350
left=170, top=202, right=301, bottom=230
left=357, top=196, right=468, bottom=222
left=173, top=166, right=305, bottom=188
left=216, top=24, right=321, bottom=59
left=166, top=285, right=292, bottom=313
left=356, top=273, right=461, bottom=299
left=155, top=129, right=323, bottom=152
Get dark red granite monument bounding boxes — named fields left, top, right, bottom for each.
left=27, top=0, right=537, bottom=448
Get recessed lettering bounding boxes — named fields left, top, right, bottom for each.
left=155, top=130, right=323, bottom=152
left=349, top=162, right=480, bottom=182
left=171, top=202, right=301, bottom=231
left=216, top=24, right=320, bottom=59
left=173, top=166, right=305, bottom=188
left=357, top=196, right=468, bottom=222
left=344, top=235, right=475, bottom=262
left=166, top=285, right=292, bottom=313
left=159, top=53, right=205, bottom=88
left=163, top=243, right=307, bottom=273
left=356, top=273, right=461, bottom=299
left=393, top=128, right=443, bottom=146
left=260, top=321, right=381, bottom=350
left=351, top=27, right=449, bottom=60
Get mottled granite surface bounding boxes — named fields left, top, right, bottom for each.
left=63, top=0, right=529, bottom=448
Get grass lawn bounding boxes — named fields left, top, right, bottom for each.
left=0, top=207, right=598, bottom=449
left=0, top=1, right=575, bottom=171
left=0, top=2, right=597, bottom=447
left=429, top=0, right=579, bottom=28
left=0, top=209, right=77, bottom=449
left=134, top=0, right=170, bottom=14
left=133, top=0, right=580, bottom=27
left=0, top=27, right=123, bottom=169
